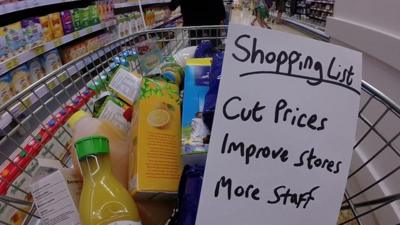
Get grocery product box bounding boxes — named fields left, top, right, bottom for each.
left=60, top=10, right=74, bottom=35
left=41, top=49, right=62, bottom=74
left=0, top=27, right=9, bottom=62
left=21, top=17, right=43, bottom=48
left=0, top=73, right=14, bottom=105
left=39, top=15, right=54, bottom=42
left=9, top=64, right=32, bottom=94
left=108, top=67, right=142, bottom=105
left=72, top=9, right=81, bottom=31
left=2, top=22, right=26, bottom=55
left=49, top=13, right=64, bottom=39
left=27, top=58, right=46, bottom=82
left=31, top=159, right=82, bottom=225
left=129, top=77, right=182, bottom=199
left=181, top=58, right=212, bottom=165
left=80, top=7, right=90, bottom=28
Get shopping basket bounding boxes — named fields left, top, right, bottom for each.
left=0, top=26, right=398, bottom=225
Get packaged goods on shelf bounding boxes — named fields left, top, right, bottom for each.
left=79, top=7, right=90, bottom=28
left=0, top=73, right=13, bottom=105
left=9, top=64, right=31, bottom=94
left=60, top=10, right=75, bottom=35
left=71, top=8, right=81, bottom=31
left=21, top=17, right=44, bottom=48
left=40, top=49, right=62, bottom=74
left=0, top=28, right=8, bottom=62
left=27, top=58, right=45, bottom=82
left=2, top=22, right=26, bottom=55
left=49, top=12, right=64, bottom=39
left=39, top=15, right=54, bottom=42
left=128, top=77, right=181, bottom=199
left=88, top=5, right=101, bottom=25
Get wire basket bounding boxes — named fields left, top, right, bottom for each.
left=0, top=26, right=398, bottom=225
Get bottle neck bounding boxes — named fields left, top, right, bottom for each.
left=79, top=154, right=112, bottom=181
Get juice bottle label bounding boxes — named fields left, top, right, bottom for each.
left=108, top=221, right=141, bottom=225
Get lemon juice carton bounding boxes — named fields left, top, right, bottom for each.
left=181, top=58, right=212, bottom=165
left=129, top=77, right=181, bottom=199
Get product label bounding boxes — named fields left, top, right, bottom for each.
left=108, top=68, right=141, bottom=105
left=98, top=99, right=130, bottom=132
left=108, top=221, right=141, bottom=225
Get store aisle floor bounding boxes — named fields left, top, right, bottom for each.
left=230, top=8, right=313, bottom=39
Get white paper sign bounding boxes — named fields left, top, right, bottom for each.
left=196, top=24, right=362, bottom=225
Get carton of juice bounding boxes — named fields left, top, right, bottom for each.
left=0, top=73, right=14, bottom=105
left=39, top=15, right=54, bottom=42
left=10, top=64, right=31, bottom=94
left=49, top=12, right=64, bottom=39
left=3, top=22, right=26, bottom=55
left=128, top=77, right=182, bottom=199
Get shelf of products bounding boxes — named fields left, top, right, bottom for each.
left=0, top=0, right=81, bottom=16
left=113, top=0, right=169, bottom=9
left=0, top=19, right=116, bottom=76
left=310, top=7, right=333, bottom=14
left=309, top=0, right=334, bottom=4
left=0, top=39, right=120, bottom=130
left=151, top=14, right=182, bottom=29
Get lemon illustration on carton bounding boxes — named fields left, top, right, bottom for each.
left=147, top=109, right=170, bottom=128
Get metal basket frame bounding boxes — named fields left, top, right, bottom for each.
left=0, top=25, right=398, bottom=225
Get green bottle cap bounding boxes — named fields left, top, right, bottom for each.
left=74, top=136, right=110, bottom=160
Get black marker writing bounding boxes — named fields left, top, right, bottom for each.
left=267, top=185, right=320, bottom=209
left=221, top=133, right=289, bottom=165
left=233, top=34, right=360, bottom=95
left=294, top=148, right=341, bottom=174
left=214, top=176, right=260, bottom=201
left=223, top=96, right=266, bottom=122
left=274, top=99, right=328, bottom=131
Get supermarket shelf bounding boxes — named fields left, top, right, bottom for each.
left=271, top=11, right=329, bottom=41
left=309, top=15, right=327, bottom=21
left=310, top=8, right=333, bottom=14
left=113, top=0, right=169, bottom=9
left=151, top=14, right=182, bottom=29
left=0, top=0, right=80, bottom=16
left=310, top=1, right=334, bottom=4
left=0, top=19, right=116, bottom=76
left=0, top=39, right=123, bottom=129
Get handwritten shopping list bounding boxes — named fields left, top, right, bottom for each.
left=195, top=24, right=362, bottom=225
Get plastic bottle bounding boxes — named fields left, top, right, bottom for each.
left=75, top=136, right=141, bottom=225
left=68, top=110, right=129, bottom=189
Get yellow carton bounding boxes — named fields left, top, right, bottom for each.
left=129, top=77, right=181, bottom=199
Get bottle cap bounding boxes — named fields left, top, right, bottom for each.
left=67, top=110, right=89, bottom=129
left=74, top=136, right=110, bottom=160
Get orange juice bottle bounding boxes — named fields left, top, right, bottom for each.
left=75, top=136, right=141, bottom=225
left=68, top=110, right=129, bottom=189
